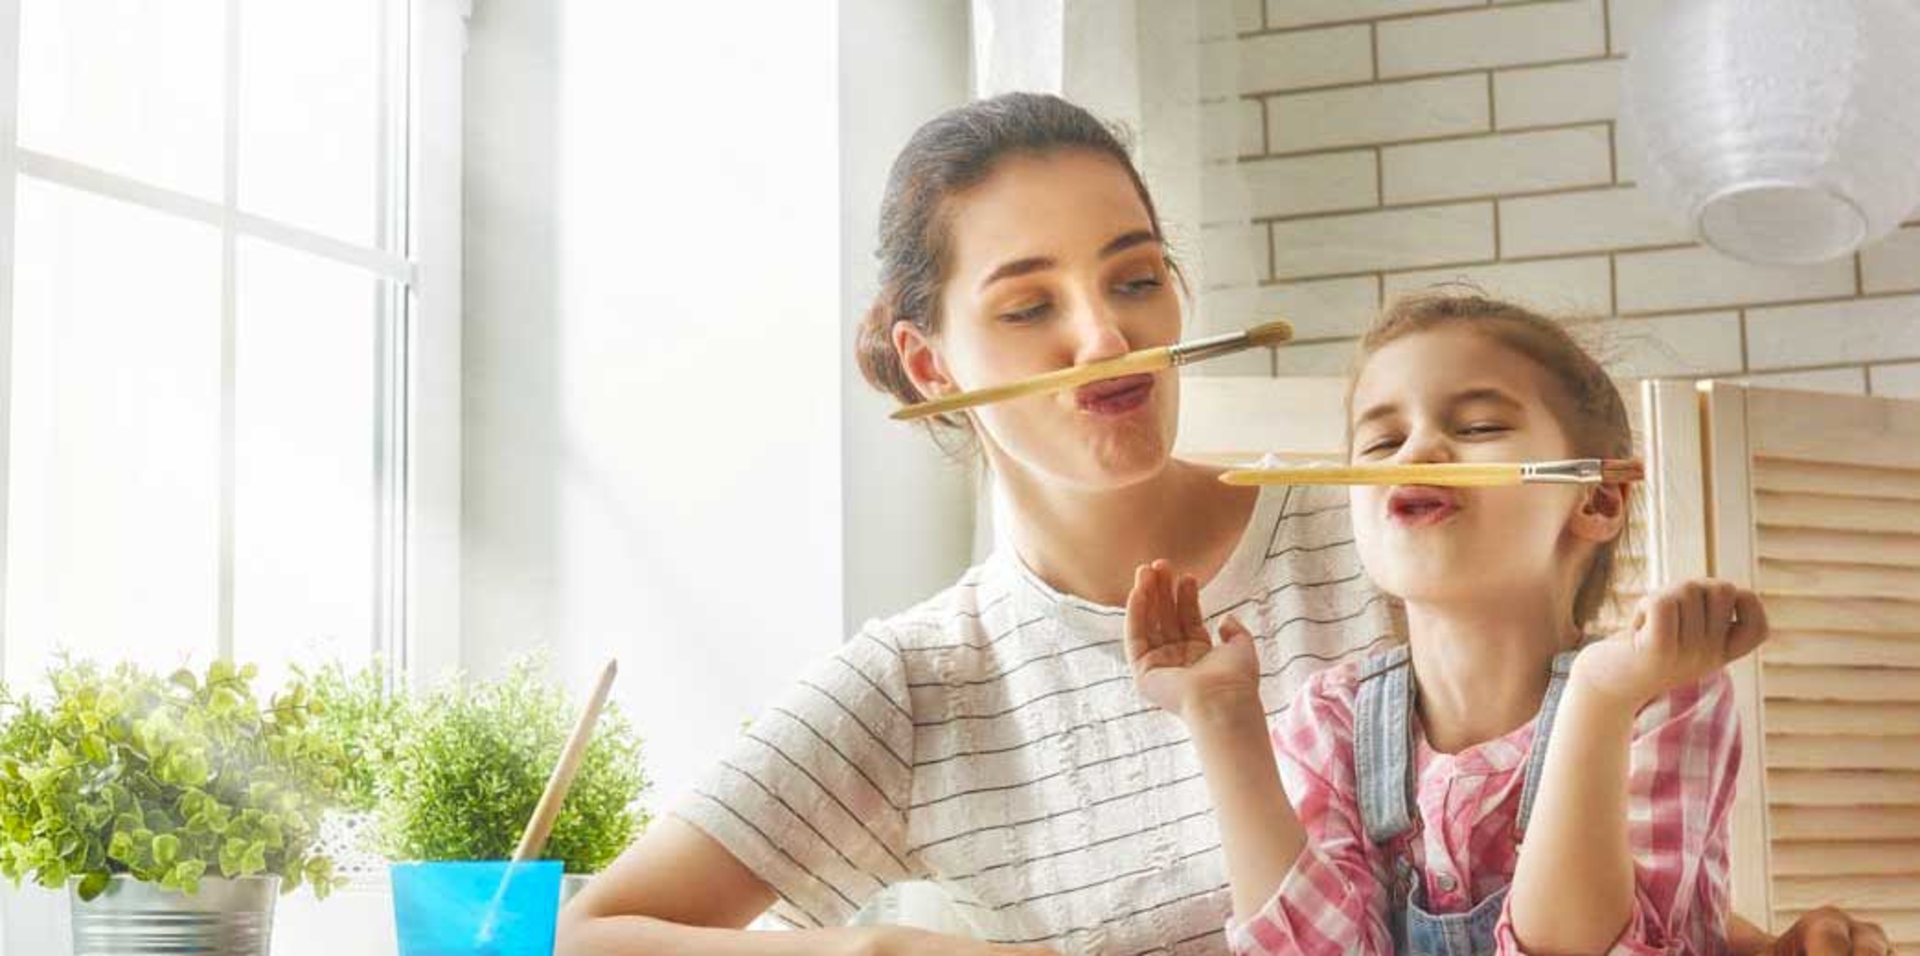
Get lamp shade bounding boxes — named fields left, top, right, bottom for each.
left=1624, top=0, right=1920, bottom=265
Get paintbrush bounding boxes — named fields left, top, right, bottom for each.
left=1219, top=458, right=1646, bottom=487
left=891, top=319, right=1295, bottom=422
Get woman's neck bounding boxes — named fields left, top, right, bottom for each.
left=1405, top=596, right=1582, bottom=754
left=995, top=458, right=1258, bottom=608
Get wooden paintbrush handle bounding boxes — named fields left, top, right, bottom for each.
left=1220, top=462, right=1526, bottom=487
left=892, top=348, right=1174, bottom=421
left=512, top=660, right=619, bottom=863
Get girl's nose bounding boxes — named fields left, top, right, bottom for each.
left=1397, top=428, right=1456, bottom=465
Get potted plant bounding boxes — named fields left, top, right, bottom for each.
left=299, top=661, right=408, bottom=881
left=316, top=658, right=650, bottom=902
left=0, top=658, right=348, bottom=955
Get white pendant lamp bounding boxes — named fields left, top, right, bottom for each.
left=1624, top=0, right=1920, bottom=265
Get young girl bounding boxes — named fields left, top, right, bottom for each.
left=1125, top=293, right=1765, bottom=956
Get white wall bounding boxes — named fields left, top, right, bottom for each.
left=837, top=0, right=978, bottom=639
left=1208, top=0, right=1920, bottom=394
left=462, top=3, right=846, bottom=810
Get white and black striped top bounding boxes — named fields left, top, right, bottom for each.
left=672, top=484, right=1400, bottom=955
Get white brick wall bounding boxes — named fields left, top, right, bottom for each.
left=1271, top=202, right=1494, bottom=278
left=1384, top=255, right=1611, bottom=316
left=1241, top=150, right=1377, bottom=218
left=1497, top=186, right=1690, bottom=258
left=1264, top=0, right=1481, bottom=30
left=1380, top=125, right=1611, bottom=203
left=1493, top=59, right=1620, bottom=129
left=1374, top=0, right=1605, bottom=78
left=1237, top=26, right=1372, bottom=94
left=1199, top=0, right=1920, bottom=395
left=1253, top=275, right=1382, bottom=339
left=1266, top=75, right=1489, bottom=153
left=1862, top=225, right=1920, bottom=294
left=1614, top=247, right=1855, bottom=315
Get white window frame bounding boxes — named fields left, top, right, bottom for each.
left=0, top=0, right=465, bottom=692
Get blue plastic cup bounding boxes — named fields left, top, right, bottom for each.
left=390, top=860, right=563, bottom=956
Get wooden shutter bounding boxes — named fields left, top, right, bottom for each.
left=1704, top=382, right=1920, bottom=944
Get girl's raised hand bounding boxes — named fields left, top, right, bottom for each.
left=1124, top=560, right=1261, bottom=719
left=1573, top=578, right=1770, bottom=709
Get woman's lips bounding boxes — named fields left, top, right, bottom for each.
left=1387, top=485, right=1461, bottom=528
left=1075, top=373, right=1155, bottom=416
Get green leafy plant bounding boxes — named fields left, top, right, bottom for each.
left=0, top=659, right=350, bottom=901
left=298, top=661, right=406, bottom=814
left=373, top=659, right=649, bottom=873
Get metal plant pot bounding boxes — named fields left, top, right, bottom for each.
left=560, top=873, right=590, bottom=907
left=68, top=875, right=279, bottom=956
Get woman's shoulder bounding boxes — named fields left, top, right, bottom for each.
left=859, top=558, right=1022, bottom=650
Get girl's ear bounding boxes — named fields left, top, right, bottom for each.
left=894, top=321, right=957, bottom=402
left=1569, top=482, right=1629, bottom=544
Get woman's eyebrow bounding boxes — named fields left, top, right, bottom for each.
left=979, top=256, right=1053, bottom=290
left=1100, top=229, right=1160, bottom=258
left=978, top=230, right=1161, bottom=292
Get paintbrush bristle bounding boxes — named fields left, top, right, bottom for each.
left=1244, top=319, right=1294, bottom=348
left=1601, top=458, right=1646, bottom=484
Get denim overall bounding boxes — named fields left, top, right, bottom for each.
left=1351, top=644, right=1580, bottom=956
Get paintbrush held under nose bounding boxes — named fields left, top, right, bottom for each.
left=1219, top=458, right=1647, bottom=488
left=890, top=319, right=1295, bottom=422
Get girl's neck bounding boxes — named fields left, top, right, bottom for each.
left=995, top=458, right=1257, bottom=608
left=1405, top=597, right=1583, bottom=754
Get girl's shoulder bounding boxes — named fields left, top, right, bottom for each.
left=1274, top=653, right=1381, bottom=745
left=1299, top=654, right=1374, bottom=706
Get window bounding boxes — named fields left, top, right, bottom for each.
left=0, top=0, right=464, bottom=696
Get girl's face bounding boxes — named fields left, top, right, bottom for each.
left=899, top=149, right=1182, bottom=491
left=1346, top=326, right=1613, bottom=611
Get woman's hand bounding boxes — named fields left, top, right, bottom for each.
left=1124, top=559, right=1260, bottom=719
left=859, top=927, right=1060, bottom=956
left=1573, top=578, right=1769, bottom=710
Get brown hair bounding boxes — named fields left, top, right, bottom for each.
left=1347, top=290, right=1636, bottom=629
left=855, top=93, right=1176, bottom=443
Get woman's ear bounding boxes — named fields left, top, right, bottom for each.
left=894, top=321, right=956, bottom=402
left=1569, top=482, right=1629, bottom=544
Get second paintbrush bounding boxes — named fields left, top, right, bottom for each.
left=1219, top=459, right=1646, bottom=487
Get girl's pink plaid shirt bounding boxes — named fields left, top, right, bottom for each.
left=1226, top=661, right=1741, bottom=956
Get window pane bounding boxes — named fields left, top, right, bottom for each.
left=5, top=177, right=223, bottom=681
left=18, top=0, right=225, bottom=199
left=233, top=240, right=382, bottom=692
left=239, top=0, right=391, bottom=248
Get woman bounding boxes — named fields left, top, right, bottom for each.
left=556, top=93, right=1888, bottom=956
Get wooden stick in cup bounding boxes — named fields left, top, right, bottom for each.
left=511, top=659, right=619, bottom=863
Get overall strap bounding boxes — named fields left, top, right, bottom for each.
left=1353, top=644, right=1418, bottom=846
left=1515, top=648, right=1584, bottom=838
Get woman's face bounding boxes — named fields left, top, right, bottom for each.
left=1346, top=327, right=1598, bottom=609
left=912, top=149, right=1182, bottom=491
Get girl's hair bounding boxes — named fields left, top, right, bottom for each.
left=1347, top=290, right=1636, bottom=629
left=855, top=92, right=1175, bottom=443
